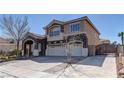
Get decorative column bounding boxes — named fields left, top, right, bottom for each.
left=33, top=42, right=39, bottom=56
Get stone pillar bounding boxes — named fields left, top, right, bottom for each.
left=32, top=43, right=35, bottom=52
left=22, top=50, right=24, bottom=56
left=33, top=42, right=39, bottom=56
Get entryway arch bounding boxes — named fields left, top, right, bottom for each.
left=24, top=39, right=34, bottom=57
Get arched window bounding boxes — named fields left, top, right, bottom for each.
left=50, top=27, right=60, bottom=37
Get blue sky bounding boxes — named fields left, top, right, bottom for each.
left=0, top=14, right=123, bottom=43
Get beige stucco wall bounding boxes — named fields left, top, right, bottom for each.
left=82, top=20, right=100, bottom=56
left=63, top=20, right=100, bottom=56
left=46, top=19, right=100, bottom=56
left=46, top=19, right=100, bottom=46
left=63, top=20, right=100, bottom=46
left=64, top=21, right=82, bottom=34
left=82, top=20, right=100, bottom=46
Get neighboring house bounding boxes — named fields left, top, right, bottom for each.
left=96, top=39, right=117, bottom=55
left=44, top=16, right=101, bottom=56
left=0, top=37, right=9, bottom=43
left=0, top=37, right=16, bottom=53
left=22, top=32, right=47, bottom=57
left=99, top=39, right=110, bottom=44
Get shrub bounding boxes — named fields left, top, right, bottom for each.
left=0, top=55, right=16, bottom=62
left=0, top=49, right=21, bottom=62
left=8, top=49, right=22, bottom=56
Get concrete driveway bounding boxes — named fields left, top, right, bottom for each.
left=0, top=54, right=117, bottom=78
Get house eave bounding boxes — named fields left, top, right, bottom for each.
left=64, top=16, right=100, bottom=35
left=22, top=32, right=46, bottom=42
left=43, top=19, right=64, bottom=30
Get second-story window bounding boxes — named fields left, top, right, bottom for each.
left=50, top=27, right=60, bottom=36
left=70, top=23, right=80, bottom=32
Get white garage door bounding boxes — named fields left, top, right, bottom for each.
left=70, top=47, right=82, bottom=56
left=46, top=47, right=66, bottom=56
left=46, top=47, right=88, bottom=57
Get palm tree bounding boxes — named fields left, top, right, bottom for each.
left=118, top=32, right=124, bottom=45
left=118, top=32, right=124, bottom=56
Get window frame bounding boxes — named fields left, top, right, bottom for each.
left=69, top=22, right=80, bottom=33
left=49, top=26, right=61, bottom=37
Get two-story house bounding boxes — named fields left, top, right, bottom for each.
left=22, top=16, right=102, bottom=57
left=44, top=16, right=100, bottom=56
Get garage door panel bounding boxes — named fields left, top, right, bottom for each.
left=46, top=47, right=88, bottom=57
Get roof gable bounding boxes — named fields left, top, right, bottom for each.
left=22, top=32, right=46, bottom=41
left=64, top=16, right=100, bottom=35
left=43, top=19, right=64, bottom=29
left=83, top=17, right=100, bottom=35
